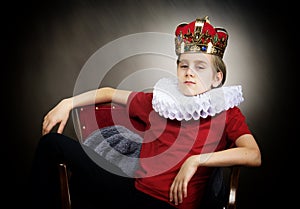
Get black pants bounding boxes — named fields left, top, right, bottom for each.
left=29, top=133, right=176, bottom=209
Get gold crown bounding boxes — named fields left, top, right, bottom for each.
left=175, top=16, right=228, bottom=58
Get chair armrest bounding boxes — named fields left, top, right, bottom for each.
left=227, top=166, right=240, bottom=209
left=58, top=163, right=71, bottom=209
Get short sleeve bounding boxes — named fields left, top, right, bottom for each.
left=226, top=107, right=252, bottom=143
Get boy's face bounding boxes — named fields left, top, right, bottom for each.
left=177, top=53, right=222, bottom=96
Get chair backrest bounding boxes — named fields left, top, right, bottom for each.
left=72, top=103, right=145, bottom=142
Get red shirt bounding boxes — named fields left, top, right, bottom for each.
left=127, top=92, right=251, bottom=209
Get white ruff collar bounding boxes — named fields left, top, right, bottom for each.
left=152, top=77, right=244, bottom=121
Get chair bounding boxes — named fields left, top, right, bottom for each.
left=58, top=103, right=241, bottom=209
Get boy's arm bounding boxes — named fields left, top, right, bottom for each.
left=42, top=87, right=132, bottom=135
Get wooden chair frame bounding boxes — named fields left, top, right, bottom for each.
left=58, top=103, right=241, bottom=209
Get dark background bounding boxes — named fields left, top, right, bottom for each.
left=3, top=0, right=296, bottom=208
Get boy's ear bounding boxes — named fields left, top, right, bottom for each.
left=212, top=71, right=223, bottom=87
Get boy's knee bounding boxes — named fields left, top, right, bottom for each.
left=39, top=132, right=64, bottom=148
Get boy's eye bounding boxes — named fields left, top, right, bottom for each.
left=180, top=64, right=188, bottom=68
left=195, top=66, right=204, bottom=70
